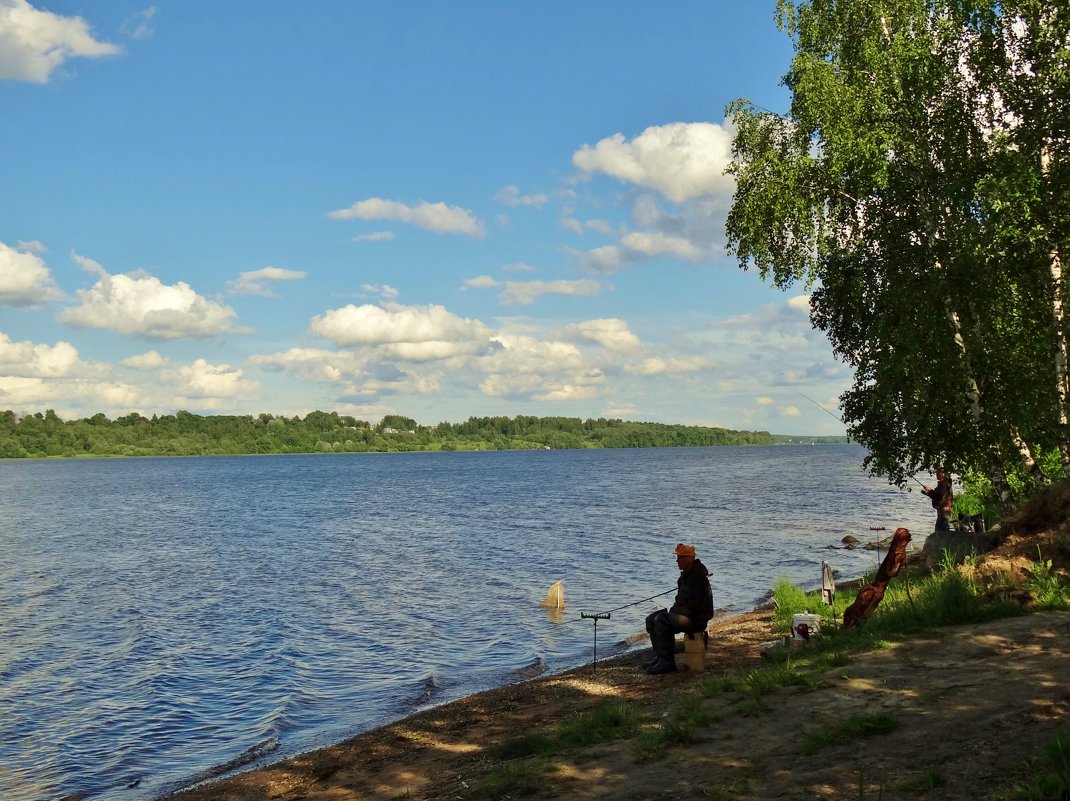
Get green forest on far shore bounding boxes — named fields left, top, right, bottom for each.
left=0, top=409, right=833, bottom=459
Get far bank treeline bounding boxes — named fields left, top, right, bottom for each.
left=0, top=410, right=812, bottom=459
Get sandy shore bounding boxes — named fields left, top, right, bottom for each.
left=165, top=604, right=1070, bottom=801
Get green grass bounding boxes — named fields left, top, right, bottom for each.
left=471, top=760, right=552, bottom=799
left=557, top=700, right=643, bottom=747
left=1014, top=733, right=1070, bottom=800
left=798, top=713, right=901, bottom=754
left=488, top=549, right=1066, bottom=791
left=491, top=699, right=643, bottom=762
left=1024, top=548, right=1070, bottom=609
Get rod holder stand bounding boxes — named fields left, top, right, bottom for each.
left=579, top=612, right=611, bottom=671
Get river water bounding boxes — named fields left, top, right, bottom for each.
left=0, top=445, right=935, bottom=801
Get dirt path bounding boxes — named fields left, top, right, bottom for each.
left=169, top=608, right=1070, bottom=801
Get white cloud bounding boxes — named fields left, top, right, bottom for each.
left=502, top=262, right=536, bottom=273
left=16, top=240, right=46, bottom=253
left=755, top=396, right=775, bottom=406
left=0, top=375, right=140, bottom=413
left=0, top=331, right=87, bottom=377
left=352, top=231, right=396, bottom=243
left=309, top=303, right=493, bottom=350
left=121, top=350, right=169, bottom=370
left=622, top=355, right=711, bottom=376
left=226, top=266, right=307, bottom=297
left=328, top=197, right=485, bottom=237
left=562, top=318, right=641, bottom=353
left=780, top=405, right=801, bottom=417
left=59, top=255, right=241, bottom=340
left=580, top=245, right=630, bottom=274
left=463, top=275, right=499, bottom=290
left=0, top=0, right=120, bottom=83
left=572, top=121, right=735, bottom=203
left=361, top=283, right=400, bottom=301
left=498, top=279, right=602, bottom=306
left=560, top=215, right=615, bottom=236
left=494, top=185, right=548, bottom=207
left=173, top=358, right=256, bottom=400
left=250, top=347, right=359, bottom=383
left=0, top=241, right=60, bottom=306
left=620, top=231, right=701, bottom=261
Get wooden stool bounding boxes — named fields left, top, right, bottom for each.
left=676, top=629, right=709, bottom=672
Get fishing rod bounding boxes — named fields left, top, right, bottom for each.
left=790, top=388, right=845, bottom=427
left=583, top=587, right=677, bottom=619
left=790, top=389, right=932, bottom=490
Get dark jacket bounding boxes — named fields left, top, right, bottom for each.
left=669, top=558, right=713, bottom=628
left=924, top=478, right=953, bottom=510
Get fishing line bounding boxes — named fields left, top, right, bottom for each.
left=567, top=587, right=678, bottom=671
left=791, top=389, right=938, bottom=496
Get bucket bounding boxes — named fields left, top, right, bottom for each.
left=791, top=613, right=822, bottom=641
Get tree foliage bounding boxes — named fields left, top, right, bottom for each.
left=0, top=409, right=778, bottom=459
left=726, top=0, right=1070, bottom=505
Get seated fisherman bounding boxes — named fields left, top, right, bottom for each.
left=643, top=543, right=714, bottom=675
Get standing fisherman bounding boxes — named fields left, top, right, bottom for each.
left=643, top=543, right=713, bottom=675
left=922, top=469, right=954, bottom=532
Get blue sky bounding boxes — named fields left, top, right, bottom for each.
left=0, top=1, right=850, bottom=435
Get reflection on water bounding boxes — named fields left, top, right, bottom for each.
left=0, top=445, right=933, bottom=801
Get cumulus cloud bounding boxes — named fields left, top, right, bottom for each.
left=0, top=331, right=88, bottom=377
left=226, top=266, right=306, bottom=297
left=494, top=185, right=548, bottom=207
left=498, top=279, right=602, bottom=306
left=463, top=275, right=499, bottom=290
left=0, top=0, right=120, bottom=83
left=561, top=318, right=641, bottom=353
left=480, top=371, right=602, bottom=402
left=328, top=197, right=484, bottom=237
left=173, top=358, right=256, bottom=400
left=59, top=255, right=241, bottom=340
left=620, top=231, right=701, bottom=261
left=0, top=241, right=61, bottom=306
left=309, top=303, right=493, bottom=352
left=572, top=121, right=735, bottom=203
left=250, top=347, right=360, bottom=383
left=622, top=355, right=712, bottom=376
left=121, top=350, right=169, bottom=370
left=580, top=245, right=631, bottom=274
left=0, top=375, right=140, bottom=413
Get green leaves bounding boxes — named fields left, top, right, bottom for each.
left=727, top=0, right=1070, bottom=496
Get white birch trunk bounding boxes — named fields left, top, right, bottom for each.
left=1041, top=146, right=1070, bottom=476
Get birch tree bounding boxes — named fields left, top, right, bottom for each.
left=726, top=0, right=1069, bottom=503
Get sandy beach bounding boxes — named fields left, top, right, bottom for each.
left=165, top=600, right=1070, bottom=801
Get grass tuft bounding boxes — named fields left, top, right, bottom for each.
left=471, top=760, right=550, bottom=799
left=1013, top=733, right=1070, bottom=800
left=799, top=713, right=900, bottom=755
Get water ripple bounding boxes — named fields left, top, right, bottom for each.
left=0, top=446, right=934, bottom=801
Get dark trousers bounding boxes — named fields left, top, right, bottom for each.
left=645, top=609, right=697, bottom=660
left=935, top=507, right=951, bottom=532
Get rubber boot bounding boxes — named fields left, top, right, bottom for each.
left=645, top=657, right=676, bottom=675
